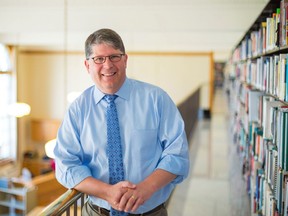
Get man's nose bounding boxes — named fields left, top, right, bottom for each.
left=102, top=57, right=113, bottom=68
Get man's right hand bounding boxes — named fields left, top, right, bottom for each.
left=106, top=181, right=136, bottom=210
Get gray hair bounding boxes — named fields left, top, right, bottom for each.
left=85, top=28, right=126, bottom=59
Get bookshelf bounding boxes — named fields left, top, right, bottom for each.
left=0, top=181, right=37, bottom=215
left=226, top=0, right=288, bottom=215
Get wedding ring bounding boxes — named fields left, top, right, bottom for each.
left=131, top=195, right=136, bottom=200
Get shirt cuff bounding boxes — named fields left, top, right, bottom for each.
left=156, top=155, right=189, bottom=184
left=65, top=165, right=92, bottom=188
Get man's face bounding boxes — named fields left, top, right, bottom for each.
left=84, top=43, right=127, bottom=94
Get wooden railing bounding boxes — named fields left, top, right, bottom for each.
left=38, top=189, right=86, bottom=216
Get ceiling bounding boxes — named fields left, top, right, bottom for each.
left=0, top=0, right=269, bottom=60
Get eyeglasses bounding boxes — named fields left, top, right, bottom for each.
left=90, top=54, right=125, bottom=64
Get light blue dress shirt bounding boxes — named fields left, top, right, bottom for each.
left=54, top=77, right=190, bottom=214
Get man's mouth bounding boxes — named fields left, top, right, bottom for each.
left=102, top=72, right=116, bottom=77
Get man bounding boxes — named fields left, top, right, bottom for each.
left=54, top=28, right=189, bottom=216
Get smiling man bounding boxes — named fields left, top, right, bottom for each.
left=54, top=28, right=190, bottom=216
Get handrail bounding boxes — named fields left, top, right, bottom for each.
left=38, top=188, right=85, bottom=216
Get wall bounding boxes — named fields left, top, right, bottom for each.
left=17, top=51, right=92, bottom=120
left=18, top=50, right=213, bottom=119
left=127, top=52, right=213, bottom=107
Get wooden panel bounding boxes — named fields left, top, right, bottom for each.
left=31, top=119, right=61, bottom=142
left=22, top=159, right=52, bottom=177
left=178, top=87, right=200, bottom=140
left=32, top=172, right=67, bottom=206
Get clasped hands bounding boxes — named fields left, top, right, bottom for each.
left=107, top=181, right=153, bottom=213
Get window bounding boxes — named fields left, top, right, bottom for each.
left=0, top=44, right=17, bottom=160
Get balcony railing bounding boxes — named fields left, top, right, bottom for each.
left=38, top=189, right=86, bottom=216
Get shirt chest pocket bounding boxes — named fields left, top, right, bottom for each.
left=130, top=129, right=159, bottom=156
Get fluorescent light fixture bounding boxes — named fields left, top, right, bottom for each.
left=7, top=102, right=31, bottom=118
left=45, top=139, right=56, bottom=159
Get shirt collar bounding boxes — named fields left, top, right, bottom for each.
left=93, top=77, right=131, bottom=104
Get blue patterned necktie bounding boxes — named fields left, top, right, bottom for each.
left=104, top=95, right=128, bottom=216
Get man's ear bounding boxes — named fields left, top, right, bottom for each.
left=84, top=59, right=90, bottom=73
left=124, top=54, right=128, bottom=68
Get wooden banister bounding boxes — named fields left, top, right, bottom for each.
left=38, top=188, right=86, bottom=216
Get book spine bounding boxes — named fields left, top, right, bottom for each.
left=286, top=54, right=288, bottom=102
left=276, top=8, right=281, bottom=47
left=267, top=17, right=271, bottom=51
left=279, top=54, right=286, bottom=100
left=281, top=0, right=285, bottom=46
left=263, top=22, right=267, bottom=53
left=286, top=4, right=288, bottom=45
left=283, top=111, right=288, bottom=172
left=284, top=180, right=288, bottom=216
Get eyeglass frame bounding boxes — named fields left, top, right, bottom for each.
left=88, top=53, right=125, bottom=64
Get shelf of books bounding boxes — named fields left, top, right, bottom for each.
left=226, top=0, right=288, bottom=215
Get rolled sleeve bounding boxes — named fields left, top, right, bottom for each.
left=54, top=103, right=92, bottom=189
left=56, top=164, right=92, bottom=189
left=156, top=93, right=190, bottom=184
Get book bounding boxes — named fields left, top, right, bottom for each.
left=262, top=96, right=284, bottom=139
left=286, top=55, right=288, bottom=102
left=284, top=177, right=288, bottom=216
left=279, top=54, right=287, bottom=101
left=281, top=108, right=288, bottom=171
left=262, top=22, right=267, bottom=53
left=274, top=55, right=280, bottom=96
left=276, top=8, right=281, bottom=47
left=276, top=170, right=283, bottom=215
left=286, top=4, right=288, bottom=45
left=281, top=1, right=286, bottom=46
left=248, top=90, right=263, bottom=122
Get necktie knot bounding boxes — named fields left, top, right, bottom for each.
left=104, top=94, right=117, bottom=104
